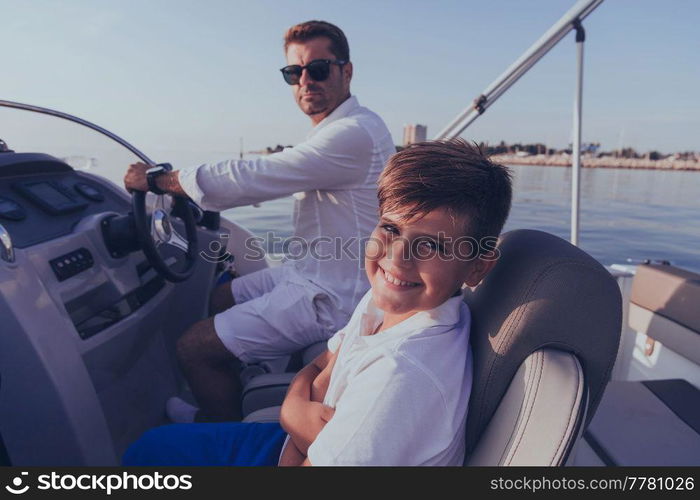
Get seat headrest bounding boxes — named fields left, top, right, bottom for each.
left=463, top=229, right=622, bottom=455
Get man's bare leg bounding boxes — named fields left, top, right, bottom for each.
left=209, top=281, right=236, bottom=316
left=176, top=318, right=242, bottom=421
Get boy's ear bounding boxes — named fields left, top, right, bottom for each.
left=464, top=257, right=498, bottom=287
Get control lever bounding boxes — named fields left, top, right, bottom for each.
left=625, top=258, right=672, bottom=266
left=0, top=223, right=15, bottom=263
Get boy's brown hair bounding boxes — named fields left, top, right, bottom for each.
left=283, top=20, right=350, bottom=62
left=378, top=139, right=512, bottom=244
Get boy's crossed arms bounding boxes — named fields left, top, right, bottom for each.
left=279, top=349, right=339, bottom=466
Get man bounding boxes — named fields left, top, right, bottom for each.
left=124, top=20, right=395, bottom=422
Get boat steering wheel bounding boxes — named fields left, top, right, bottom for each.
left=132, top=191, right=199, bottom=282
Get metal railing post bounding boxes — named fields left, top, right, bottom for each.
left=571, top=20, right=585, bottom=246
left=434, top=0, right=604, bottom=141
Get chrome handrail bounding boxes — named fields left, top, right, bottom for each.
left=434, top=0, right=605, bottom=246
left=434, top=0, right=604, bottom=140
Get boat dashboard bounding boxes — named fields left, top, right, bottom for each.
left=0, top=151, right=224, bottom=465
left=0, top=152, right=220, bottom=338
left=0, top=153, right=130, bottom=248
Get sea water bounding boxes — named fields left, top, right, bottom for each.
left=225, top=164, right=700, bottom=272
left=4, top=109, right=696, bottom=271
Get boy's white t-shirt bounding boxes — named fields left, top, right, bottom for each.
left=305, top=289, right=473, bottom=466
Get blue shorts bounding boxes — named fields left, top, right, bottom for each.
left=122, top=422, right=287, bottom=466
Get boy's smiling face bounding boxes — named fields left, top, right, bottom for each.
left=365, top=206, right=495, bottom=329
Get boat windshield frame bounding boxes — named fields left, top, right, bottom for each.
left=0, top=99, right=155, bottom=167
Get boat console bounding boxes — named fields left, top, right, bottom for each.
left=0, top=152, right=224, bottom=465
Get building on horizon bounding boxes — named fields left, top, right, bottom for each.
left=403, top=124, right=427, bottom=146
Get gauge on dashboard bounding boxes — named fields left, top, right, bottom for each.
left=0, top=197, right=26, bottom=221
left=74, top=182, right=105, bottom=202
left=13, top=181, right=88, bottom=215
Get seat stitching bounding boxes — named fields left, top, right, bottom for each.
left=507, top=349, right=544, bottom=465
left=506, top=350, right=544, bottom=465
left=550, top=353, right=583, bottom=465
left=497, top=352, right=537, bottom=465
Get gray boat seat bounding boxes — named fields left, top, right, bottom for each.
left=243, top=405, right=281, bottom=424
left=240, top=341, right=326, bottom=417
left=583, top=379, right=700, bottom=465
left=628, top=263, right=700, bottom=367
left=246, top=230, right=623, bottom=466
left=579, top=263, right=700, bottom=465
left=463, top=230, right=621, bottom=465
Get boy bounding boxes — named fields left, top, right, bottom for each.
left=123, top=139, right=512, bottom=466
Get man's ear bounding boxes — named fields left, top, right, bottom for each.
left=464, top=256, right=498, bottom=287
left=343, top=61, right=353, bottom=86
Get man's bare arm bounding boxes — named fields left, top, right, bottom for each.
left=157, top=171, right=188, bottom=197
left=123, top=162, right=188, bottom=197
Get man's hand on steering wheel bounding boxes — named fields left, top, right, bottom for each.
left=125, top=162, right=189, bottom=198
left=125, top=162, right=200, bottom=283
left=124, top=162, right=150, bottom=193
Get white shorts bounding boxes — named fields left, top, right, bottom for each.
left=213, top=264, right=347, bottom=364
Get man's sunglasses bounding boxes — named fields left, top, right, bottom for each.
left=280, top=59, right=347, bottom=85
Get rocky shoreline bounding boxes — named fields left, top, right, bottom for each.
left=490, top=154, right=700, bottom=171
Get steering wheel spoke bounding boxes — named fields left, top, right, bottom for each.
left=165, top=226, right=190, bottom=253
left=132, top=189, right=199, bottom=283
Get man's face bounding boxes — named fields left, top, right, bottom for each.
left=365, top=206, right=496, bottom=326
left=285, top=37, right=352, bottom=125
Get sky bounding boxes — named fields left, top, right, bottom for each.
left=1, top=0, right=698, bottom=160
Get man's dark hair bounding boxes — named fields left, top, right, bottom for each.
left=378, top=139, right=513, bottom=244
left=284, top=20, right=350, bottom=61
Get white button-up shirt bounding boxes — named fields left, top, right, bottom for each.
left=178, top=96, right=395, bottom=315
left=306, top=290, right=473, bottom=466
